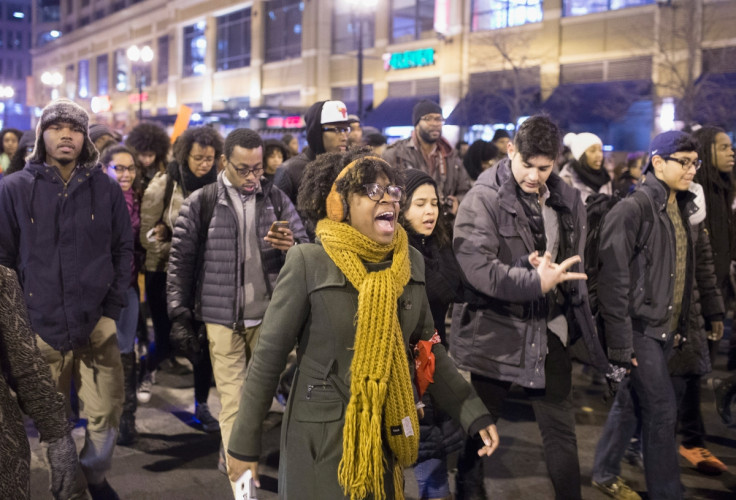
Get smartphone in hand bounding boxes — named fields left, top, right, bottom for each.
left=234, top=469, right=257, bottom=500
left=269, top=220, right=289, bottom=234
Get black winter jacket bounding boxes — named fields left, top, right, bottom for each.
left=599, top=175, right=696, bottom=363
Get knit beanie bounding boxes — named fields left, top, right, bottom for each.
left=563, top=132, right=602, bottom=161
left=30, top=98, right=99, bottom=168
left=404, top=168, right=437, bottom=202
left=412, top=99, right=442, bottom=126
left=491, top=129, right=511, bottom=143
left=89, top=123, right=114, bottom=144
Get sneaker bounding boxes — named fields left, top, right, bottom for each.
left=137, top=375, right=153, bottom=404
left=88, top=479, right=120, bottom=500
left=592, top=477, right=641, bottom=500
left=195, top=402, right=220, bottom=433
left=679, top=445, right=727, bottom=474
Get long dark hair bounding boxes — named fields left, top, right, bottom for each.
left=694, top=126, right=733, bottom=205
left=0, top=128, right=23, bottom=154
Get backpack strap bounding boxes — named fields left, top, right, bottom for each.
left=192, top=183, right=219, bottom=313
left=630, top=190, right=654, bottom=262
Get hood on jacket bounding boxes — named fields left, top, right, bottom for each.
left=305, top=101, right=327, bottom=156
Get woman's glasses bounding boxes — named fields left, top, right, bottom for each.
left=110, top=164, right=136, bottom=173
left=363, top=183, right=403, bottom=202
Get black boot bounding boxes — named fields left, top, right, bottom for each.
left=117, top=352, right=138, bottom=446
left=456, top=436, right=488, bottom=500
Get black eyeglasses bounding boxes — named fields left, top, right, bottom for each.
left=663, top=156, right=701, bottom=171
left=111, top=164, right=136, bottom=173
left=322, top=126, right=350, bottom=134
left=363, top=183, right=404, bottom=202
left=228, top=160, right=263, bottom=178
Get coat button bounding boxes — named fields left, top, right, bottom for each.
left=662, top=333, right=666, bottom=338
left=668, top=305, right=672, bottom=310
left=529, top=382, right=534, bottom=386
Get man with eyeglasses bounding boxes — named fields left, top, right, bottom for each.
left=592, top=131, right=702, bottom=499
left=167, top=128, right=309, bottom=477
left=275, top=100, right=357, bottom=211
left=382, top=99, right=472, bottom=216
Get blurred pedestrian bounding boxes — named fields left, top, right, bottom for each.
left=560, top=132, right=611, bottom=202
left=125, top=122, right=171, bottom=192
left=452, top=115, right=605, bottom=500
left=0, top=127, right=22, bottom=176
left=3, top=129, right=33, bottom=176
left=490, top=129, right=511, bottom=162
left=400, top=168, right=465, bottom=499
left=612, top=152, right=645, bottom=197
left=456, top=140, right=469, bottom=159
left=90, top=123, right=119, bottom=154
left=462, top=139, right=498, bottom=181
left=263, top=138, right=288, bottom=182
left=103, top=145, right=146, bottom=446
left=383, top=99, right=472, bottom=217
left=227, top=151, right=498, bottom=499
left=363, top=131, right=388, bottom=156
left=167, top=128, right=308, bottom=474
left=347, top=113, right=362, bottom=148
left=0, top=265, right=79, bottom=500
left=139, top=126, right=223, bottom=435
left=0, top=98, right=133, bottom=500
left=281, top=133, right=299, bottom=158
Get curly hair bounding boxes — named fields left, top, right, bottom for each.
left=173, top=126, right=224, bottom=166
left=515, top=115, right=561, bottom=162
left=100, top=144, right=143, bottom=198
left=1, top=128, right=23, bottom=154
left=124, top=122, right=170, bottom=165
left=297, top=147, right=404, bottom=226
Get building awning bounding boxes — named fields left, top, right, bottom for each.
left=363, top=95, right=439, bottom=129
left=445, top=87, right=541, bottom=126
left=542, top=80, right=652, bottom=127
left=686, top=72, right=736, bottom=127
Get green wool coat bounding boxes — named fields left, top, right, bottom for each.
left=227, top=242, right=492, bottom=499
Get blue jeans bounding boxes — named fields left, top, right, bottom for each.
left=593, top=332, right=681, bottom=499
left=115, top=287, right=139, bottom=354
left=414, top=457, right=451, bottom=499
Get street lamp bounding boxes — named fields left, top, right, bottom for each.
left=0, top=85, right=14, bottom=128
left=41, top=71, right=63, bottom=100
left=348, top=0, right=377, bottom=120
left=127, top=44, right=154, bottom=123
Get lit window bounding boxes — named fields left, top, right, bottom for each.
left=563, top=0, right=654, bottom=17
left=471, top=0, right=543, bottom=31
left=264, top=0, right=303, bottom=63
left=391, top=0, right=435, bottom=43
left=183, top=22, right=207, bottom=77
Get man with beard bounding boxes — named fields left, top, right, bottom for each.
left=0, top=98, right=133, bottom=500
left=167, top=128, right=309, bottom=472
left=382, top=99, right=471, bottom=216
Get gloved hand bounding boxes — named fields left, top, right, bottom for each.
left=47, top=433, right=78, bottom=500
left=170, top=312, right=205, bottom=364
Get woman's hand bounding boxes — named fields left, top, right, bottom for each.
left=227, top=456, right=261, bottom=488
left=477, top=423, right=499, bottom=457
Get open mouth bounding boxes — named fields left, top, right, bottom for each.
left=375, top=211, right=395, bottom=232
left=423, top=219, right=436, bottom=228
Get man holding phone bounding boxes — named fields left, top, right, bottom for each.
left=167, top=128, right=309, bottom=473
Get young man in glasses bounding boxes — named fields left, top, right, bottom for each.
left=382, top=99, right=472, bottom=216
left=592, top=131, right=702, bottom=499
left=275, top=100, right=356, bottom=208
left=451, top=115, right=607, bottom=499
left=167, top=128, right=309, bottom=476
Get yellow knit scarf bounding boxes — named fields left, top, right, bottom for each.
left=316, top=218, right=419, bottom=500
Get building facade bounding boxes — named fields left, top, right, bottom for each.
left=1, top=0, right=33, bottom=129
left=30, top=0, right=736, bottom=150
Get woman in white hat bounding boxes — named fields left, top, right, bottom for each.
left=559, top=132, right=611, bottom=203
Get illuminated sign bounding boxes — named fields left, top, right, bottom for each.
left=266, top=115, right=305, bottom=129
left=128, top=92, right=149, bottom=104
left=383, top=48, right=435, bottom=71
left=91, top=95, right=111, bottom=113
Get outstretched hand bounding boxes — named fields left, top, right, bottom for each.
left=535, top=252, right=587, bottom=293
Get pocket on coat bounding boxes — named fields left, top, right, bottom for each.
left=293, top=399, right=344, bottom=423
left=472, top=308, right=526, bottom=367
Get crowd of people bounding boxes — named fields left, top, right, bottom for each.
left=0, top=94, right=735, bottom=500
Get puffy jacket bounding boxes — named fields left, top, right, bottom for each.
left=599, top=175, right=696, bottom=363
left=139, top=170, right=186, bottom=272
left=167, top=173, right=309, bottom=327
left=451, top=159, right=608, bottom=388
left=669, top=221, right=724, bottom=376
left=383, top=134, right=472, bottom=201
left=0, top=161, right=133, bottom=351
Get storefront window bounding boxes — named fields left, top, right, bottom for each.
left=183, top=21, right=206, bottom=77
left=333, top=3, right=374, bottom=54
left=78, top=59, right=89, bottom=98
left=97, top=54, right=108, bottom=95
left=471, top=0, right=543, bottom=31
left=391, top=0, right=435, bottom=43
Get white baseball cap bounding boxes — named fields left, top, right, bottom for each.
left=321, top=100, right=351, bottom=125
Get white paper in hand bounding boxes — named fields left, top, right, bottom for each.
left=234, top=469, right=257, bottom=500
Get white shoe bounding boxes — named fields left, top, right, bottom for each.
left=137, top=376, right=153, bottom=404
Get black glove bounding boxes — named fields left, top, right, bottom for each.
left=47, top=434, right=78, bottom=500
left=169, top=312, right=202, bottom=364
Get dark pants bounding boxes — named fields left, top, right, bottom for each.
left=593, top=332, right=681, bottom=499
left=672, top=374, right=705, bottom=449
left=144, top=270, right=172, bottom=371
left=457, top=332, right=581, bottom=500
